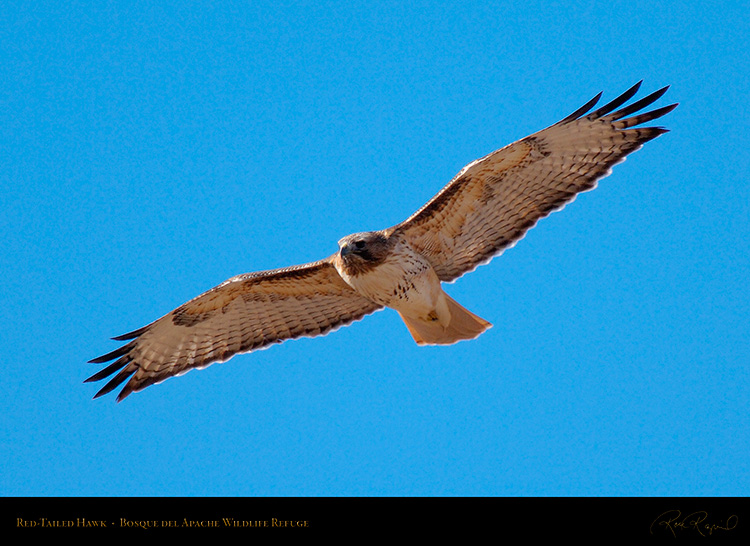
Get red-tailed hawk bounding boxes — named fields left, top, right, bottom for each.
left=88, top=82, right=677, bottom=401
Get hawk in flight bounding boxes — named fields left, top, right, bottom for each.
left=88, top=82, right=676, bottom=401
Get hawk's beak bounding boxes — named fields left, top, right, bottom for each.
left=340, top=244, right=352, bottom=257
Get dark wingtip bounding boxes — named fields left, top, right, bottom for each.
left=648, top=102, right=679, bottom=121
left=91, top=367, right=137, bottom=400
left=88, top=340, right=137, bottom=364
left=88, top=338, right=140, bottom=400
left=558, top=82, right=676, bottom=127
left=558, top=91, right=603, bottom=124
left=111, top=324, right=149, bottom=341
left=614, top=102, right=678, bottom=129
left=587, top=81, right=643, bottom=119
left=93, top=389, right=128, bottom=402
left=115, top=390, right=132, bottom=403
left=85, top=355, right=130, bottom=383
left=609, top=85, right=671, bottom=121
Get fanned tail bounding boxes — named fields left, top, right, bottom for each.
left=399, top=292, right=492, bottom=346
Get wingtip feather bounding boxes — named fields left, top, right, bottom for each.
left=608, top=85, right=672, bottom=121
left=111, top=325, right=149, bottom=341
left=587, top=81, right=643, bottom=119
left=558, top=91, right=603, bottom=124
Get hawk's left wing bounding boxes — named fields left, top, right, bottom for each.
left=87, top=259, right=382, bottom=401
left=387, top=82, right=677, bottom=282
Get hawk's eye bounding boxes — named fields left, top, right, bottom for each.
left=355, top=240, right=366, bottom=249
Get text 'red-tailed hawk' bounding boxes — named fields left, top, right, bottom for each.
left=88, top=82, right=677, bottom=401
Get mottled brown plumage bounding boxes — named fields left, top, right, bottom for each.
left=88, top=262, right=382, bottom=400
left=88, top=82, right=676, bottom=401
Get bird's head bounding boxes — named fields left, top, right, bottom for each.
left=337, top=231, right=391, bottom=274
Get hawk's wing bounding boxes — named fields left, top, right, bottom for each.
left=387, top=82, right=677, bottom=282
left=87, top=258, right=382, bottom=401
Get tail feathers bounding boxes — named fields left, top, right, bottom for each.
left=399, top=293, right=492, bottom=346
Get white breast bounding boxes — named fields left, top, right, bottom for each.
left=339, top=240, right=444, bottom=317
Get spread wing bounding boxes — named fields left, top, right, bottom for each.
left=87, top=258, right=382, bottom=401
left=387, top=81, right=677, bottom=282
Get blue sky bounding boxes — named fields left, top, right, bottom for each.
left=2, top=0, right=748, bottom=497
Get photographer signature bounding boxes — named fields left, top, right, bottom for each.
left=650, top=510, right=738, bottom=537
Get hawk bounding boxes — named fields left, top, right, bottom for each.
left=88, top=81, right=676, bottom=401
